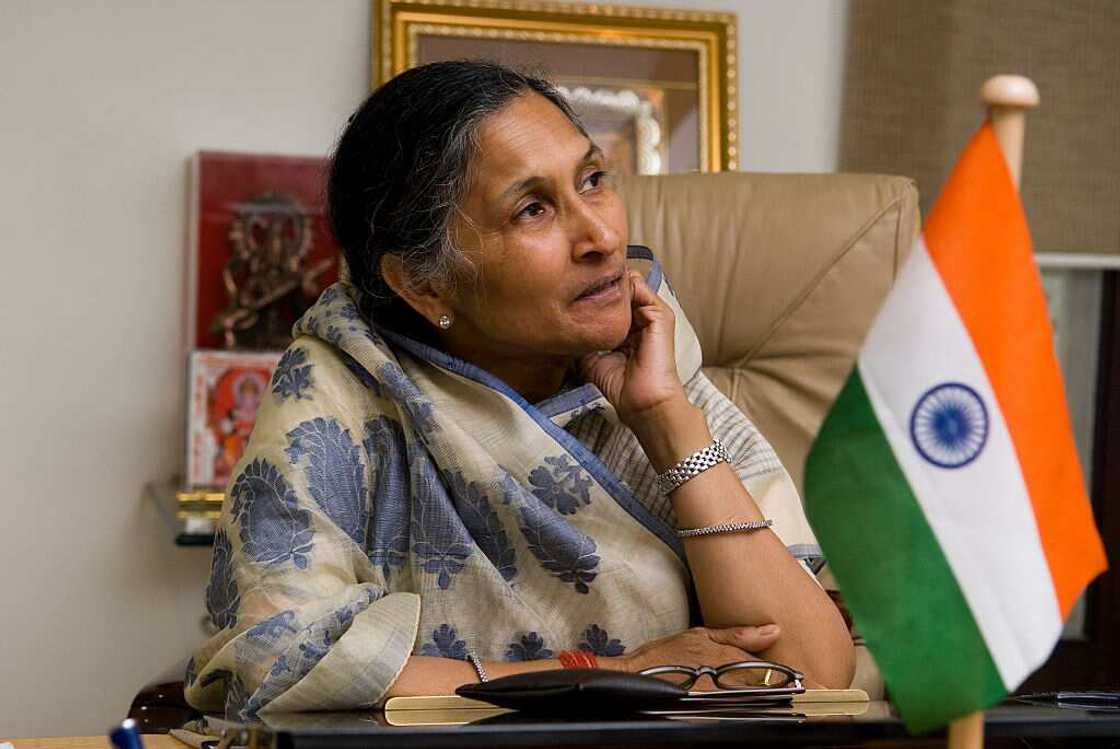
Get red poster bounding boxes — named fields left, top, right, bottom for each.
left=187, top=151, right=340, bottom=349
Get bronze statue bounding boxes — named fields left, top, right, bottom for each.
left=211, top=193, right=333, bottom=349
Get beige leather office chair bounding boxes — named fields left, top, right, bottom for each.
left=617, top=172, right=921, bottom=696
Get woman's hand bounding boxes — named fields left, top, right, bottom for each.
left=607, top=624, right=781, bottom=677
left=579, top=271, right=687, bottom=428
left=579, top=271, right=712, bottom=471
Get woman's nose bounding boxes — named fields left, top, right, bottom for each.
left=568, top=201, right=620, bottom=259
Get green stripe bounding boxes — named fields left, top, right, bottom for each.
left=805, top=369, right=1005, bottom=733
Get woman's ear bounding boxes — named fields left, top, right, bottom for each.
left=379, top=254, right=451, bottom=326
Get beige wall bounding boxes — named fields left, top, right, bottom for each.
left=0, top=0, right=847, bottom=737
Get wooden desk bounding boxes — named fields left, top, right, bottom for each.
left=8, top=737, right=183, bottom=749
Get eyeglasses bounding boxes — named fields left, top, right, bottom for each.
left=638, top=660, right=804, bottom=697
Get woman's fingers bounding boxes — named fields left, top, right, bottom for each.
left=577, top=350, right=626, bottom=401
left=706, top=624, right=781, bottom=655
left=629, top=270, right=658, bottom=303
left=628, top=272, right=671, bottom=323
left=617, top=625, right=783, bottom=675
left=576, top=269, right=685, bottom=425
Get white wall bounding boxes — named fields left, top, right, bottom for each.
left=0, top=0, right=846, bottom=737
left=610, top=0, right=849, bottom=172
left=0, top=1, right=370, bottom=738
left=740, top=0, right=849, bottom=172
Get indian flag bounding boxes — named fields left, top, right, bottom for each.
left=804, top=122, right=1107, bottom=732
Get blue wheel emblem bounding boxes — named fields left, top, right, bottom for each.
left=909, top=382, right=989, bottom=469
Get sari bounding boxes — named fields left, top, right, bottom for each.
left=184, top=248, right=822, bottom=718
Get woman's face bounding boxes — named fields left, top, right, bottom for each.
left=442, top=92, right=631, bottom=366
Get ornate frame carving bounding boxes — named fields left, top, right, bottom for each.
left=372, top=0, right=738, bottom=171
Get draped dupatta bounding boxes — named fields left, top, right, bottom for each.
left=186, top=247, right=819, bottom=719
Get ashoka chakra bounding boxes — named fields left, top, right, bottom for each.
left=909, top=382, right=990, bottom=469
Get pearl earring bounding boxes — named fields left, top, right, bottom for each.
left=438, top=314, right=452, bottom=330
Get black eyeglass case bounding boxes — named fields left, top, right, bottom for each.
left=456, top=668, right=689, bottom=714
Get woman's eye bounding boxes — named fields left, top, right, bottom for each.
left=517, top=201, right=546, bottom=220
left=582, top=170, right=608, bottom=190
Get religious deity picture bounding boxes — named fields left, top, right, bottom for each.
left=186, top=349, right=282, bottom=489
left=187, top=151, right=341, bottom=351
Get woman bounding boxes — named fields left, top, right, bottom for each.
left=186, top=60, right=853, bottom=718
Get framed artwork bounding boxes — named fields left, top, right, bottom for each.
left=186, top=349, right=282, bottom=489
left=372, top=0, right=738, bottom=173
left=187, top=151, right=341, bottom=351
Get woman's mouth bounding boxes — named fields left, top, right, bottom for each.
left=573, top=273, right=625, bottom=305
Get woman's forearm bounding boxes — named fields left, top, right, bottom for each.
left=628, top=398, right=855, bottom=689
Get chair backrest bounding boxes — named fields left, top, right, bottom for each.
left=617, top=172, right=920, bottom=494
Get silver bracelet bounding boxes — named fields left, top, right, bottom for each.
left=467, top=650, right=489, bottom=682
left=656, top=440, right=731, bottom=495
left=676, top=518, right=774, bottom=538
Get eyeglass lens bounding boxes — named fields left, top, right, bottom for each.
left=642, top=663, right=795, bottom=689
left=714, top=663, right=794, bottom=688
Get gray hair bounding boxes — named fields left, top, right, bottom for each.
left=327, top=60, right=586, bottom=334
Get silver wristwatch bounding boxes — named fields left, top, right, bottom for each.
left=656, top=440, right=731, bottom=495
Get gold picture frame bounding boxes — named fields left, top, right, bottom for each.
left=372, top=0, right=738, bottom=172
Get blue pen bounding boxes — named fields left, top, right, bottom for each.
left=109, top=718, right=145, bottom=749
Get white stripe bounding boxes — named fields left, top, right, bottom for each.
left=858, top=239, right=1061, bottom=689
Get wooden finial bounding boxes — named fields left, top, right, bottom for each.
left=980, top=75, right=1040, bottom=109
left=979, top=75, right=1040, bottom=189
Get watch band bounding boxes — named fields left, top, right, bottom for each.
left=656, top=439, right=731, bottom=495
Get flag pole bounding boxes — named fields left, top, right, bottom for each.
left=945, top=74, right=1040, bottom=749
left=980, top=74, right=1041, bottom=188
left=948, top=711, right=985, bottom=749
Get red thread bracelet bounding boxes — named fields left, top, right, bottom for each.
left=558, top=649, right=599, bottom=669
left=558, top=650, right=581, bottom=668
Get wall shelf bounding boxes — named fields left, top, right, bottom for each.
left=145, top=478, right=219, bottom=546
